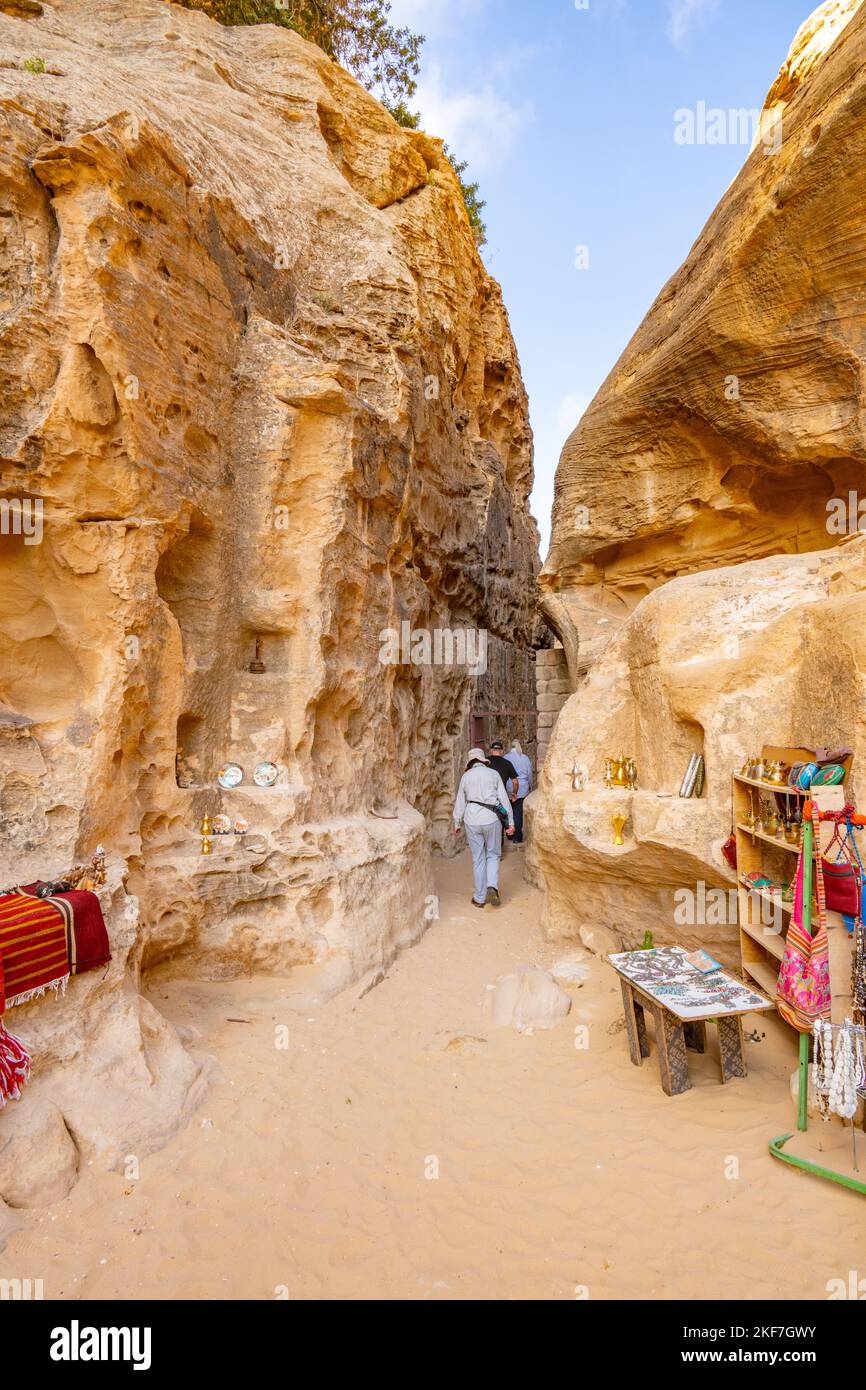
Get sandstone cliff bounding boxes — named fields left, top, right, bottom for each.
left=540, top=0, right=866, bottom=678
left=531, top=535, right=866, bottom=960
left=532, top=0, right=866, bottom=954
left=0, top=0, right=538, bottom=1208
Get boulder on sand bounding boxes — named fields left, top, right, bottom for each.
left=484, top=969, right=572, bottom=1034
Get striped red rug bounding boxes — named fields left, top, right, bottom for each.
left=0, top=887, right=111, bottom=1106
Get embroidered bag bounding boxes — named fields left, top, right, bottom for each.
left=822, top=815, right=861, bottom=917
left=777, top=804, right=832, bottom=1032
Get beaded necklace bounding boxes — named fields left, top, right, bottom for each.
left=813, top=1019, right=866, bottom=1122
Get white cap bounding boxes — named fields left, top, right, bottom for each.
left=467, top=748, right=491, bottom=766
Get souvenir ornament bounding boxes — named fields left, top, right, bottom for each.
left=853, top=912, right=866, bottom=1027
left=212, top=815, right=232, bottom=835
left=234, top=818, right=250, bottom=835
left=571, top=762, right=588, bottom=792
left=218, top=764, right=244, bottom=790
left=811, top=764, right=846, bottom=788
left=64, top=845, right=107, bottom=892
left=611, top=812, right=628, bottom=846
left=792, top=762, right=820, bottom=791
left=604, top=753, right=637, bottom=791
left=200, top=813, right=213, bottom=856
left=254, top=762, right=279, bottom=788
left=813, top=1020, right=863, bottom=1122
left=679, top=753, right=705, bottom=799
left=248, top=636, right=266, bottom=675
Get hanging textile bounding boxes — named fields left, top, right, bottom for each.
left=0, top=950, right=30, bottom=1108
left=0, top=886, right=111, bottom=1107
left=0, top=886, right=111, bottom=1007
left=777, top=803, right=832, bottom=1032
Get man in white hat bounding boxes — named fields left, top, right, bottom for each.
left=453, top=748, right=515, bottom=908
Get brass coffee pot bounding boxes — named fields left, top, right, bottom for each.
left=604, top=752, right=638, bottom=791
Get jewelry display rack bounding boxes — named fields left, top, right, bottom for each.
left=764, top=800, right=866, bottom=1197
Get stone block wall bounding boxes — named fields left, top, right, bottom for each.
left=535, top=647, right=571, bottom=768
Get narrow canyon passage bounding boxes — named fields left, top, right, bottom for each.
left=2, top=853, right=861, bottom=1302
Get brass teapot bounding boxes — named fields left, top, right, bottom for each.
left=604, top=752, right=638, bottom=791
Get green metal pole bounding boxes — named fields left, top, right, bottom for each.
left=770, top=1132, right=866, bottom=1196
left=798, top=813, right=814, bottom=1134
left=770, top=806, right=866, bottom=1194
left=798, top=1032, right=810, bottom=1133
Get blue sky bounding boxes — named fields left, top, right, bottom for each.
left=387, top=0, right=815, bottom=552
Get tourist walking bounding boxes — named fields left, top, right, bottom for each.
left=507, top=739, right=533, bottom=845
left=453, top=748, right=515, bottom=908
left=487, top=740, right=518, bottom=799
left=487, top=741, right=518, bottom=853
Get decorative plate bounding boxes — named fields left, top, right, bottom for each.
left=254, top=761, right=279, bottom=788
left=217, top=763, right=244, bottom=790
left=212, top=814, right=232, bottom=835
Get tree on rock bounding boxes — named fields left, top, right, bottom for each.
left=177, top=1, right=487, bottom=246
left=176, top=1, right=423, bottom=104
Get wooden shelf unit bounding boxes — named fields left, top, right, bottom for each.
left=735, top=823, right=800, bottom=855
left=733, top=751, right=849, bottom=1016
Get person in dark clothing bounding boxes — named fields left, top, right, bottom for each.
left=487, top=741, right=518, bottom=803
left=506, top=739, right=533, bottom=845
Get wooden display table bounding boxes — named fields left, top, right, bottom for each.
left=608, top=948, right=775, bottom=1096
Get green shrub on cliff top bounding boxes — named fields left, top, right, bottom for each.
left=177, top=1, right=422, bottom=104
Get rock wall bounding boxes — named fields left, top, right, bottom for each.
left=531, top=536, right=866, bottom=958
left=533, top=0, right=866, bottom=953
left=0, top=0, right=538, bottom=1200
left=539, top=0, right=866, bottom=675
left=535, top=647, right=569, bottom=769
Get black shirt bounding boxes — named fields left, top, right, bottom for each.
left=489, top=755, right=517, bottom=794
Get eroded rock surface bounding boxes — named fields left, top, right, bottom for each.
left=0, top=0, right=538, bottom=1207
left=532, top=537, right=866, bottom=960
left=540, top=0, right=866, bottom=677
left=532, top=1, right=866, bottom=954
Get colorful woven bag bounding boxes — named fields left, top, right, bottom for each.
left=822, top=815, right=861, bottom=917
left=811, top=764, right=846, bottom=787
left=0, top=950, right=31, bottom=1108
left=777, top=805, right=832, bottom=1033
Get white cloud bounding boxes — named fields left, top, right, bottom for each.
left=489, top=42, right=548, bottom=82
left=667, top=0, right=720, bottom=48
left=556, top=392, right=591, bottom=435
left=530, top=393, right=593, bottom=555
left=589, top=0, right=631, bottom=22
left=412, top=62, right=533, bottom=175
left=387, top=0, right=485, bottom=37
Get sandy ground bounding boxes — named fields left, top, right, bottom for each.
left=3, top=848, right=865, bottom=1301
